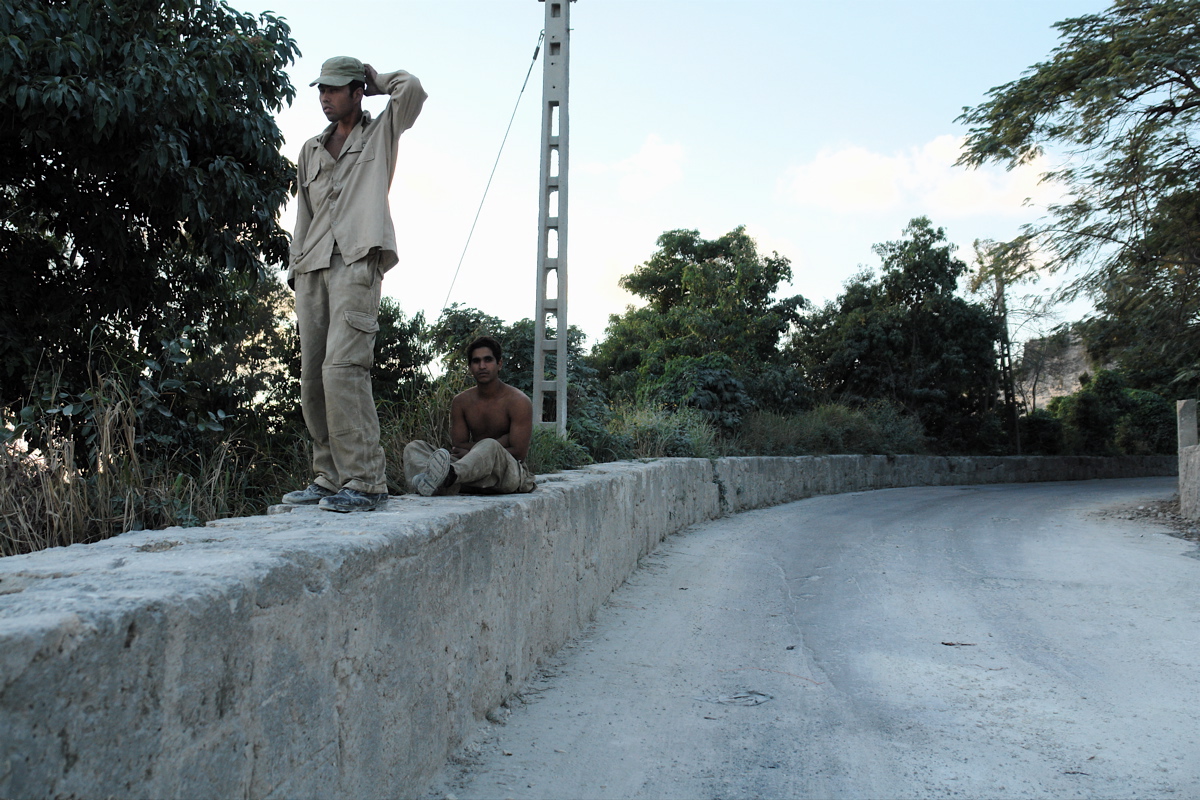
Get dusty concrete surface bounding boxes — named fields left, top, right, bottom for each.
left=0, top=456, right=1177, bottom=799
left=427, top=476, right=1200, bottom=800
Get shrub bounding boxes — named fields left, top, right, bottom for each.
left=637, top=354, right=752, bottom=431
left=731, top=403, right=927, bottom=456
left=1018, top=408, right=1064, bottom=455
left=526, top=427, right=592, bottom=474
left=1114, top=389, right=1174, bottom=454
left=606, top=404, right=719, bottom=459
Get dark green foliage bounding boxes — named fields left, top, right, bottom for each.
left=638, top=354, right=752, bottom=431
left=731, top=404, right=928, bottom=457
left=0, top=0, right=299, bottom=407
left=1115, top=389, right=1175, bottom=455
left=1018, top=408, right=1064, bottom=455
left=1049, top=370, right=1128, bottom=455
left=1045, top=369, right=1175, bottom=455
left=958, top=0, right=1200, bottom=395
left=591, top=226, right=808, bottom=413
left=374, top=299, right=433, bottom=406
left=1074, top=192, right=1200, bottom=398
left=794, top=218, right=1003, bottom=452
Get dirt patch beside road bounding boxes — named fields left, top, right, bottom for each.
left=1093, top=493, right=1200, bottom=542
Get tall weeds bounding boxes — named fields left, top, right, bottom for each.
left=1, top=373, right=274, bottom=557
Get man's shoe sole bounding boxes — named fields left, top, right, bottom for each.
left=415, top=449, right=452, bottom=496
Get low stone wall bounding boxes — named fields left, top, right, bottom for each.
left=0, top=455, right=1174, bottom=799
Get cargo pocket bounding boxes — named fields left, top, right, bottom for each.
left=336, top=310, right=379, bottom=368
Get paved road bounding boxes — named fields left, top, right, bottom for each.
left=426, top=477, right=1200, bottom=799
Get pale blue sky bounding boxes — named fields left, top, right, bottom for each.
left=262, top=0, right=1104, bottom=344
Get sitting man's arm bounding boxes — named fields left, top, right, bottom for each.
left=450, top=393, right=473, bottom=457
left=506, top=390, right=534, bottom=462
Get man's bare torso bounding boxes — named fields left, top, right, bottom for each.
left=450, top=382, right=533, bottom=460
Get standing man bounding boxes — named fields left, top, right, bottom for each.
left=282, top=57, right=426, bottom=512
left=405, top=336, right=537, bottom=496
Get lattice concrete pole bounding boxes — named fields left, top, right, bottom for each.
left=533, top=0, right=571, bottom=435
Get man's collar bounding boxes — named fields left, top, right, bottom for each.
left=314, top=110, right=373, bottom=146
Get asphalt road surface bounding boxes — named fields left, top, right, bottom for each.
left=425, top=476, right=1199, bottom=799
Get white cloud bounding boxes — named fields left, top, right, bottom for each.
left=777, top=135, right=1063, bottom=218
left=580, top=134, right=685, bottom=202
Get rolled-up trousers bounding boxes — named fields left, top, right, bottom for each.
left=294, top=252, right=387, bottom=495
left=403, top=439, right=536, bottom=495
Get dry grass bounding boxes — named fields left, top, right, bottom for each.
left=1, top=376, right=272, bottom=557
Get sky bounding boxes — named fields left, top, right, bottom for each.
left=259, top=0, right=1105, bottom=346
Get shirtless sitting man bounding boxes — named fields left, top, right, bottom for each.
left=404, top=335, right=537, bottom=496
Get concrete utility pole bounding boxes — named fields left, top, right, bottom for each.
left=532, top=0, right=571, bottom=435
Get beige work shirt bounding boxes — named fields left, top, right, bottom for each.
left=288, top=70, right=427, bottom=285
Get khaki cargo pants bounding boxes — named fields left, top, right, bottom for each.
left=295, top=252, right=387, bottom=495
left=403, top=439, right=536, bottom=495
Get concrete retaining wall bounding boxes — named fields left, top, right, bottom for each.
left=1181, top=446, right=1200, bottom=519
left=0, top=455, right=1175, bottom=799
left=1180, top=400, right=1200, bottom=520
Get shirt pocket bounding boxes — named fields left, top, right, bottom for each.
left=302, top=160, right=323, bottom=186
left=351, top=146, right=376, bottom=167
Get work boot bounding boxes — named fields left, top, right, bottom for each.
left=282, top=483, right=335, bottom=505
left=319, top=488, right=388, bottom=513
left=414, top=448, right=455, bottom=497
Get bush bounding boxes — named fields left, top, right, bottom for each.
left=606, top=404, right=719, bottom=459
left=1047, top=369, right=1174, bottom=455
left=731, top=403, right=927, bottom=456
left=1114, top=389, right=1174, bottom=454
left=1018, top=408, right=1064, bottom=455
left=526, top=427, right=592, bottom=474
left=637, top=354, right=752, bottom=431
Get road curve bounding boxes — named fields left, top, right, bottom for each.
left=426, top=476, right=1199, bottom=799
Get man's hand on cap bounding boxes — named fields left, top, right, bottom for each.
left=363, top=64, right=381, bottom=96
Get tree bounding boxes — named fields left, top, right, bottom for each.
left=1047, top=369, right=1175, bottom=455
left=0, top=0, right=300, bottom=405
left=373, top=300, right=433, bottom=406
left=794, top=218, right=1002, bottom=452
left=1072, top=191, right=1200, bottom=397
left=590, top=226, right=808, bottom=422
left=957, top=0, right=1200, bottom=393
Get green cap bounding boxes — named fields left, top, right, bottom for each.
left=310, top=56, right=364, bottom=87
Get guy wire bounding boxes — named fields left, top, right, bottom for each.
left=441, top=30, right=544, bottom=313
